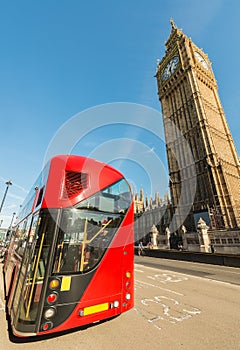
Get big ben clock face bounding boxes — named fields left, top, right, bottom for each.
left=162, top=55, right=179, bottom=80
left=194, top=51, right=209, bottom=70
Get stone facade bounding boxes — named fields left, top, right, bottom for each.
left=134, top=190, right=173, bottom=245
left=155, top=19, right=240, bottom=231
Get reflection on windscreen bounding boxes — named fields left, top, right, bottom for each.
left=77, top=179, right=131, bottom=214
left=53, top=179, right=131, bottom=274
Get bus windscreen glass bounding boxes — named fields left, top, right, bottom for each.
left=53, top=179, right=132, bottom=274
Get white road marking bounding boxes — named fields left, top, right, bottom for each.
left=134, top=263, right=202, bottom=331
left=135, top=263, right=240, bottom=288
left=135, top=279, right=184, bottom=296
left=134, top=268, right=144, bottom=273
left=147, top=273, right=188, bottom=284
left=138, top=295, right=201, bottom=330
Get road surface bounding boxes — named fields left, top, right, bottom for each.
left=1, top=257, right=240, bottom=350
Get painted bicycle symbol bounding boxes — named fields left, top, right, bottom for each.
left=135, top=295, right=201, bottom=330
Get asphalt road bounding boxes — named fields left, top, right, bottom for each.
left=1, top=258, right=240, bottom=350
left=135, top=255, right=240, bottom=286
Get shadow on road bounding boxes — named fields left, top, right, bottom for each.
left=7, top=314, right=119, bottom=343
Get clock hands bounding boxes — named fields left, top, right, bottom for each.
left=162, top=55, right=179, bottom=81
left=161, top=52, right=209, bottom=82
left=194, top=51, right=209, bottom=70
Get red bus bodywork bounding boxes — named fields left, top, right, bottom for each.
left=3, top=155, right=134, bottom=337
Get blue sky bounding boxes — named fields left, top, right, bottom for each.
left=0, top=0, right=240, bottom=228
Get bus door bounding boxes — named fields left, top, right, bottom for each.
left=6, top=216, right=32, bottom=310
left=10, top=210, right=57, bottom=334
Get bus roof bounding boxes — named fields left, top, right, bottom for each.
left=17, top=155, right=125, bottom=220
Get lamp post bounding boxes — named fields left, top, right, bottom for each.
left=9, top=212, right=16, bottom=230
left=0, top=180, right=12, bottom=215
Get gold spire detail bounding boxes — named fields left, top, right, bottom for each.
left=170, top=18, right=177, bottom=30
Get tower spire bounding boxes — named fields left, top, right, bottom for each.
left=170, top=18, right=177, bottom=30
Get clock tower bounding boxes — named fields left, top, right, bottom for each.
left=155, top=20, right=240, bottom=230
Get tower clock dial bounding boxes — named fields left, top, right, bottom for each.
left=194, top=51, right=209, bottom=70
left=162, top=55, right=179, bottom=80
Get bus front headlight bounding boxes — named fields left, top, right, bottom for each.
left=44, top=307, right=56, bottom=319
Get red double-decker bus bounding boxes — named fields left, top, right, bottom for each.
left=3, top=155, right=134, bottom=338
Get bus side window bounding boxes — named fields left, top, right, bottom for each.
left=15, top=216, right=33, bottom=257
